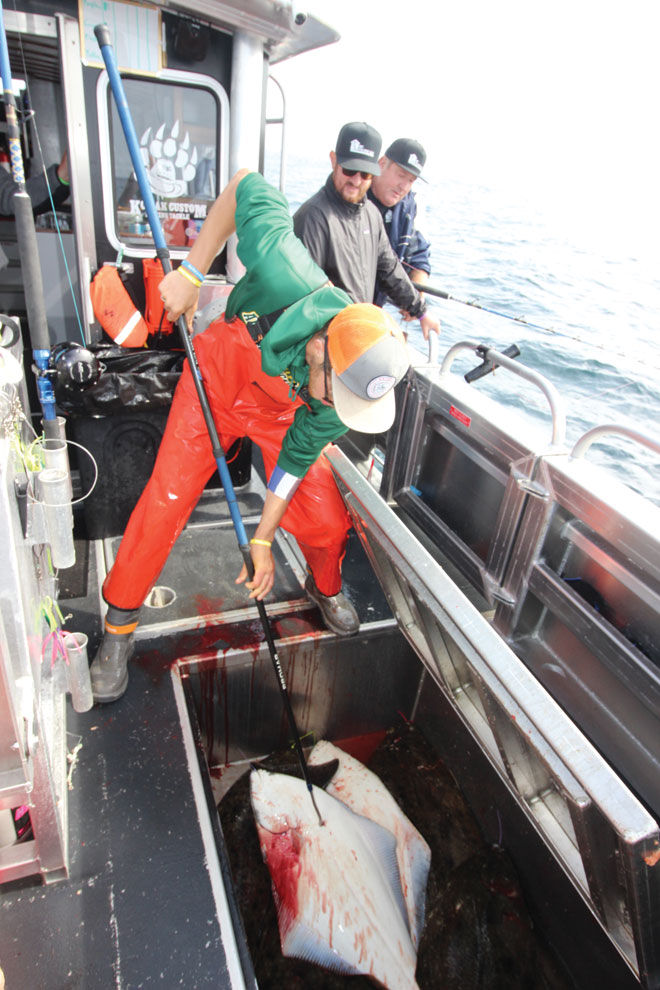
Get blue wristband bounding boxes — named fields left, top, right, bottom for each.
left=181, top=259, right=204, bottom=283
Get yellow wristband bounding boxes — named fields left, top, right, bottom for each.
left=250, top=538, right=272, bottom=548
left=176, top=266, right=202, bottom=288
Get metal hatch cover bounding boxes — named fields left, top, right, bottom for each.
left=325, top=443, right=660, bottom=990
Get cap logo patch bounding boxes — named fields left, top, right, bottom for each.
left=366, top=374, right=396, bottom=399
left=349, top=138, right=375, bottom=158
left=408, top=153, right=422, bottom=168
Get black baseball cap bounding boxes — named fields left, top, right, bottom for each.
left=385, top=138, right=427, bottom=180
left=335, top=122, right=382, bottom=176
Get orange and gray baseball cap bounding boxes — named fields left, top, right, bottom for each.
left=327, top=304, right=409, bottom=433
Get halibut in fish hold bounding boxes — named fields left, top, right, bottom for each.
left=250, top=767, right=420, bottom=990
left=309, top=738, right=431, bottom=949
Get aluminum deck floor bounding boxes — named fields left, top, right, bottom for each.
left=0, top=470, right=393, bottom=989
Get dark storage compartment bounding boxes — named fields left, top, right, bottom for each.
left=71, top=408, right=167, bottom=539
left=71, top=411, right=252, bottom=539
left=63, top=343, right=252, bottom=538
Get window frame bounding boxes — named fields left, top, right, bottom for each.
left=96, top=66, right=229, bottom=259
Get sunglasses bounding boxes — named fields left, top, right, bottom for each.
left=322, top=335, right=333, bottom=406
left=340, top=166, right=372, bottom=180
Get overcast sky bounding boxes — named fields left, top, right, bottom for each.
left=270, top=0, right=660, bottom=257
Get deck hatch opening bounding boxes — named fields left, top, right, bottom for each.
left=145, top=585, right=176, bottom=608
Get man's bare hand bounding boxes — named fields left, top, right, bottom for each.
left=420, top=312, right=440, bottom=340
left=236, top=543, right=275, bottom=600
left=159, top=269, right=198, bottom=328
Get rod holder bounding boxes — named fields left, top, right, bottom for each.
left=61, top=632, right=93, bottom=712
left=42, top=438, right=73, bottom=501
left=37, top=468, right=75, bottom=569
left=41, top=416, right=72, bottom=498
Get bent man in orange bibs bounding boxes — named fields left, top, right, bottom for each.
left=90, top=168, right=410, bottom=703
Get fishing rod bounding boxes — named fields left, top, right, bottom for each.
left=418, top=275, right=660, bottom=378
left=94, top=25, right=324, bottom=827
left=0, top=1, right=58, bottom=436
left=418, top=278, right=556, bottom=334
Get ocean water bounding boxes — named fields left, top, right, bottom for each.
left=270, top=156, right=660, bottom=506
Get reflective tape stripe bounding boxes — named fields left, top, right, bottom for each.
left=115, top=309, right=142, bottom=346
left=105, top=620, right=139, bottom=635
left=267, top=465, right=301, bottom=501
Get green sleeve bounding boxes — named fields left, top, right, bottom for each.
left=226, top=173, right=328, bottom=320
left=277, top=401, right=348, bottom=477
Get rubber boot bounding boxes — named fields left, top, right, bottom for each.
left=304, top=573, right=359, bottom=637
left=90, top=605, right=140, bottom=703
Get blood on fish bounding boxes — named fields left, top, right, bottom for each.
left=251, top=768, right=419, bottom=988
left=259, top=827, right=302, bottom=938
left=327, top=901, right=334, bottom=948
left=218, top=723, right=571, bottom=989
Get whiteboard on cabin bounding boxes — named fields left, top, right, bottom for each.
left=79, top=0, right=162, bottom=76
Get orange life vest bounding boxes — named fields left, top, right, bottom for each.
left=90, top=264, right=148, bottom=348
left=143, top=258, right=175, bottom=336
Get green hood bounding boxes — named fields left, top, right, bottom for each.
left=260, top=284, right=350, bottom=381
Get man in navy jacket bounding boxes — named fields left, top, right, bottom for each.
left=368, top=139, right=432, bottom=311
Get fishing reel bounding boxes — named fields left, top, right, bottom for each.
left=48, top=341, right=101, bottom=391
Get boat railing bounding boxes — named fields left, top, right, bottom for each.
left=571, top=423, right=660, bottom=460
left=266, top=74, right=287, bottom=194
left=439, top=341, right=566, bottom=447
left=326, top=443, right=660, bottom=989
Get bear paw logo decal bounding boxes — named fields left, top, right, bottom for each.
left=140, top=120, right=198, bottom=197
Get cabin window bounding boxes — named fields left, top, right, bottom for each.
left=98, top=70, right=228, bottom=257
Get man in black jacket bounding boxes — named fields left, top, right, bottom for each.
left=293, top=123, right=439, bottom=340
left=0, top=152, right=69, bottom=216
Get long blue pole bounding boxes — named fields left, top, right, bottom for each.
left=94, top=25, right=322, bottom=820
left=93, top=24, right=248, bottom=545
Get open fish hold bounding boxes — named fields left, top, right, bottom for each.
left=250, top=767, right=421, bottom=990
left=308, top=739, right=431, bottom=949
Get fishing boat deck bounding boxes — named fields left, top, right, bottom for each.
left=3, top=651, right=243, bottom=987
left=0, top=444, right=648, bottom=990
left=0, top=458, right=397, bottom=989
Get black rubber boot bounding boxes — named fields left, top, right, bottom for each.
left=304, top=573, right=359, bottom=637
left=90, top=605, right=140, bottom=703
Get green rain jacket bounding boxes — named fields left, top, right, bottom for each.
left=225, top=172, right=351, bottom=480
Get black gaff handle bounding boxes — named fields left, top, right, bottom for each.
left=0, top=2, right=57, bottom=429
left=94, top=25, right=322, bottom=822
